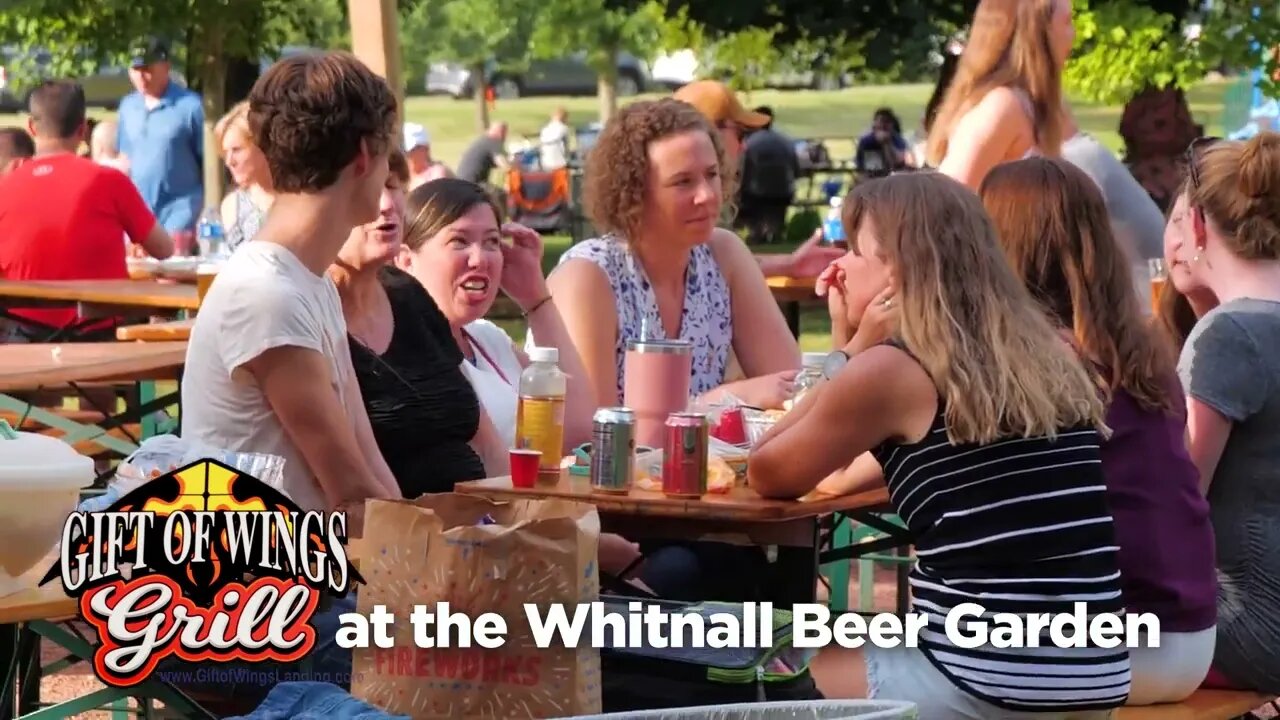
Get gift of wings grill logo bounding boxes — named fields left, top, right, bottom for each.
left=41, top=459, right=363, bottom=687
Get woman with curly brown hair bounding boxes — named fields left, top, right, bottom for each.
left=543, top=98, right=801, bottom=410
left=1167, top=132, right=1280, bottom=693
left=981, top=156, right=1216, bottom=705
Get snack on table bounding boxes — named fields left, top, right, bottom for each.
left=633, top=455, right=735, bottom=494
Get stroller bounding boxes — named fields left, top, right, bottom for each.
left=505, top=165, right=571, bottom=233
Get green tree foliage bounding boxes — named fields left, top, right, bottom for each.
left=702, top=26, right=783, bottom=94
left=669, top=0, right=974, bottom=80
left=1066, top=0, right=1280, bottom=104
left=530, top=0, right=670, bottom=121
left=0, top=0, right=341, bottom=204
left=400, top=0, right=542, bottom=128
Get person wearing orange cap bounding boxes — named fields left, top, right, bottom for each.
left=673, top=79, right=770, bottom=158
left=674, top=79, right=843, bottom=279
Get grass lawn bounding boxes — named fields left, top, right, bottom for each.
left=0, top=81, right=1235, bottom=352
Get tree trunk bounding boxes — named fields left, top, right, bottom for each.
left=596, top=48, right=619, bottom=124
left=472, top=62, right=490, bottom=131
left=199, top=34, right=229, bottom=213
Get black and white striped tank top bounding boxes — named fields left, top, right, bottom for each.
left=873, top=406, right=1131, bottom=712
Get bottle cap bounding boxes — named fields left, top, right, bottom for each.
left=802, top=352, right=827, bottom=369
left=529, top=347, right=559, bottom=364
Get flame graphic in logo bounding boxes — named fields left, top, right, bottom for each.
left=44, top=459, right=334, bottom=605
left=140, top=463, right=278, bottom=589
left=41, top=459, right=362, bottom=689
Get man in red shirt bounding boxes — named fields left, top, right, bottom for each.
left=0, top=80, right=173, bottom=340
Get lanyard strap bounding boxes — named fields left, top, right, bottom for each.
left=462, top=329, right=512, bottom=386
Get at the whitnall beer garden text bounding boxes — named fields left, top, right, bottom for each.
left=332, top=600, right=1162, bottom=650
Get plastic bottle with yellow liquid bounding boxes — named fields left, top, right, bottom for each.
left=515, top=347, right=567, bottom=478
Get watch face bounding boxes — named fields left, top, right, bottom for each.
left=822, top=351, right=849, bottom=379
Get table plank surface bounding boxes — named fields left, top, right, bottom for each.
left=0, top=341, right=187, bottom=390
left=456, top=472, right=890, bottom=521
left=0, top=279, right=199, bottom=310
left=767, top=275, right=819, bottom=304
left=116, top=318, right=195, bottom=342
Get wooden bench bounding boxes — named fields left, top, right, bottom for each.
left=1117, top=690, right=1276, bottom=720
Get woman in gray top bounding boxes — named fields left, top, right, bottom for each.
left=1167, top=131, right=1280, bottom=693
left=1061, top=113, right=1166, bottom=263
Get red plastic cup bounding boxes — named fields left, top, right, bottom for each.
left=713, top=407, right=747, bottom=446
left=510, top=449, right=542, bottom=488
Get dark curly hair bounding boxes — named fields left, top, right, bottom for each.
left=248, top=51, right=398, bottom=193
left=584, top=98, right=733, bottom=240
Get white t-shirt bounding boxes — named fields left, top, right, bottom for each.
left=539, top=120, right=570, bottom=169
left=460, top=319, right=522, bottom=448
left=180, top=241, right=354, bottom=511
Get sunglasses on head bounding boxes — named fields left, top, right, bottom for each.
left=1184, top=136, right=1222, bottom=191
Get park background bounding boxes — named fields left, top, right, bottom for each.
left=1, top=0, right=1277, bottom=355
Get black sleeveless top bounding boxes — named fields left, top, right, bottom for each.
left=871, top=344, right=1130, bottom=712
left=348, top=266, right=486, bottom=497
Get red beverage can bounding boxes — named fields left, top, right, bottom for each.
left=662, top=412, right=708, bottom=497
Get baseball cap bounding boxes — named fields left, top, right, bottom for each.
left=673, top=80, right=769, bottom=129
left=403, top=122, right=430, bottom=151
left=129, top=37, right=170, bottom=68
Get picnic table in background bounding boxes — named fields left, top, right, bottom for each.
left=0, top=342, right=187, bottom=459
left=768, top=276, right=819, bottom=337
left=0, top=557, right=214, bottom=720
left=0, top=279, right=198, bottom=343
left=456, top=472, right=903, bottom=606
left=116, top=318, right=194, bottom=342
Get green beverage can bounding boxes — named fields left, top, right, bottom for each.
left=590, top=407, right=636, bottom=494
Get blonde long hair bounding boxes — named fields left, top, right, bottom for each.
left=926, top=0, right=1066, bottom=167
left=214, top=101, right=252, bottom=158
left=843, top=172, right=1108, bottom=444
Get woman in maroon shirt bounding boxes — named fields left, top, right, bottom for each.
left=981, top=156, right=1217, bottom=705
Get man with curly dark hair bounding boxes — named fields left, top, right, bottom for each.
left=181, top=51, right=403, bottom=534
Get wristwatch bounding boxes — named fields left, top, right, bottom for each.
left=822, top=350, right=850, bottom=380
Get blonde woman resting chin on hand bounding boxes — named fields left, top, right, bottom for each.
left=748, top=172, right=1128, bottom=720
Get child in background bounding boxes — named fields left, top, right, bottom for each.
left=90, top=119, right=129, bottom=174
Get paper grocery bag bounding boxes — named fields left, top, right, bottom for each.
left=351, top=493, right=602, bottom=719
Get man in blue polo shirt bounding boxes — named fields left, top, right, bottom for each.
left=117, top=37, right=204, bottom=239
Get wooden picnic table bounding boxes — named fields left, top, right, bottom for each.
left=0, top=342, right=186, bottom=457
left=0, top=342, right=187, bottom=391
left=109, top=278, right=816, bottom=341
left=0, top=560, right=212, bottom=719
left=116, top=318, right=195, bottom=342
left=457, top=473, right=898, bottom=605
left=0, top=279, right=199, bottom=312
left=767, top=275, right=819, bottom=337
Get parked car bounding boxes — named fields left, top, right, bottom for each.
left=0, top=45, right=187, bottom=112
left=425, top=52, right=651, bottom=99
left=650, top=48, right=850, bottom=92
